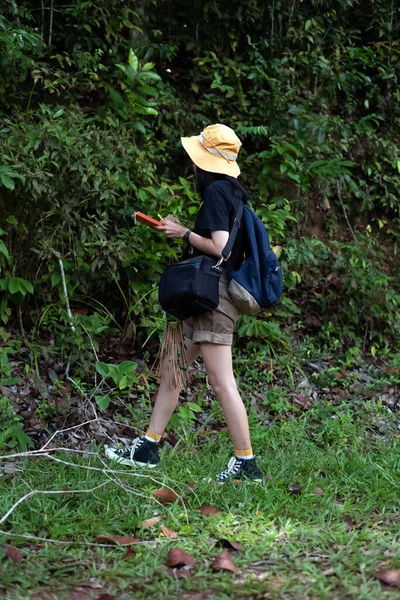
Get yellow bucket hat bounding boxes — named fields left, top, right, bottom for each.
left=181, top=123, right=241, bottom=177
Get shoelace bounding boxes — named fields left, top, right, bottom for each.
left=218, top=457, right=243, bottom=481
left=129, top=437, right=145, bottom=461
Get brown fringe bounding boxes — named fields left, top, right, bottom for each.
left=155, top=319, right=190, bottom=389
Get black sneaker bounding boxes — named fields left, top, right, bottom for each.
left=216, top=456, right=262, bottom=483
left=105, top=436, right=160, bottom=468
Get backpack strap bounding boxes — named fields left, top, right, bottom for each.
left=220, top=201, right=244, bottom=261
left=181, top=200, right=244, bottom=267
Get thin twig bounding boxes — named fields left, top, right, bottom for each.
left=0, top=417, right=141, bottom=457
left=41, top=0, right=45, bottom=37
left=0, top=482, right=109, bottom=526
left=0, top=447, right=99, bottom=461
left=46, top=454, right=189, bottom=523
left=17, top=307, right=27, bottom=344
left=53, top=251, right=75, bottom=332
left=0, top=446, right=198, bottom=509
left=40, top=418, right=101, bottom=450
left=48, top=0, right=54, bottom=46
left=67, top=375, right=100, bottom=421
left=336, top=181, right=356, bottom=241
left=0, top=530, right=169, bottom=547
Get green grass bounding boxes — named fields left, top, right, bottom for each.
left=1, top=407, right=400, bottom=600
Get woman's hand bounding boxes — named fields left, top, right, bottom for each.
left=156, top=217, right=188, bottom=239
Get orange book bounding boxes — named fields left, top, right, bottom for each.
left=134, top=211, right=162, bottom=229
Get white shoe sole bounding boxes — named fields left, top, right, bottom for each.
left=217, top=478, right=263, bottom=484
left=105, top=446, right=158, bottom=468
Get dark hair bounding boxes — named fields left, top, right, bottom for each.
left=194, top=166, right=251, bottom=203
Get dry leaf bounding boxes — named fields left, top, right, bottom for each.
left=96, top=535, right=138, bottom=546
left=166, top=548, right=194, bottom=568
left=167, top=566, right=192, bottom=579
left=140, top=515, right=162, bottom=529
left=271, top=577, right=286, bottom=589
left=218, top=539, right=244, bottom=551
left=151, top=487, right=180, bottom=504
left=374, top=569, right=400, bottom=587
left=312, top=487, right=325, bottom=495
left=5, top=544, right=23, bottom=565
left=342, top=515, right=354, bottom=530
left=198, top=506, right=221, bottom=516
left=161, top=525, right=178, bottom=539
left=211, top=550, right=239, bottom=574
left=123, top=547, right=136, bottom=559
left=289, top=481, right=301, bottom=494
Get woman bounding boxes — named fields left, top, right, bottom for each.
left=106, top=123, right=262, bottom=483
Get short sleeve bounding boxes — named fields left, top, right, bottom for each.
left=197, top=183, right=230, bottom=232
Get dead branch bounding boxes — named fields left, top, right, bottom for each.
left=0, top=482, right=110, bottom=526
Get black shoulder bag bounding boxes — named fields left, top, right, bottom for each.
left=158, top=202, right=244, bottom=321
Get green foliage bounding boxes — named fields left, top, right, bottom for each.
left=0, top=348, right=34, bottom=452
left=168, top=401, right=203, bottom=432
left=95, top=360, right=138, bottom=390
left=0, top=395, right=35, bottom=452
left=0, top=0, right=399, bottom=357
left=1, top=407, right=400, bottom=598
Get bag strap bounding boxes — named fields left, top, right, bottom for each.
left=220, top=200, right=244, bottom=261
left=180, top=199, right=244, bottom=265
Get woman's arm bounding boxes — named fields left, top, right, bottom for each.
left=156, top=218, right=228, bottom=257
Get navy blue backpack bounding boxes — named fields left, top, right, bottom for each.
left=227, top=203, right=283, bottom=315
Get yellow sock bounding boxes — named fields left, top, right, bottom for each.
left=234, top=447, right=254, bottom=460
left=145, top=428, right=161, bottom=443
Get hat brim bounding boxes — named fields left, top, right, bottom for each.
left=181, top=135, right=240, bottom=178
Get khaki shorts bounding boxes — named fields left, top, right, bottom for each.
left=183, top=274, right=239, bottom=345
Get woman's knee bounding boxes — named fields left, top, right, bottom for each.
left=208, top=371, right=237, bottom=396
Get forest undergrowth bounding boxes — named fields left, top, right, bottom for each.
left=1, top=0, right=400, bottom=597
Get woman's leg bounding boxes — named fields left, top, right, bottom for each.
left=199, top=342, right=251, bottom=451
left=148, top=338, right=200, bottom=436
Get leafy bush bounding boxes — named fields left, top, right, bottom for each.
left=0, top=0, right=399, bottom=360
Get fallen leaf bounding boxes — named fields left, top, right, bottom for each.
left=96, top=595, right=115, bottom=600
left=167, top=566, right=192, bottom=579
left=271, top=577, right=286, bottom=589
left=211, top=550, right=239, bottom=574
left=123, top=547, right=136, bottom=559
left=289, top=481, right=301, bottom=495
left=312, top=487, right=325, bottom=495
left=166, top=548, right=194, bottom=568
left=292, top=393, right=311, bottom=410
left=374, top=569, right=400, bottom=587
left=5, top=544, right=23, bottom=564
left=140, top=515, right=162, bottom=529
left=342, top=515, right=354, bottom=530
left=198, top=506, right=221, bottom=516
left=218, top=539, right=244, bottom=551
left=161, top=525, right=178, bottom=539
left=96, top=535, right=138, bottom=546
left=151, top=487, right=180, bottom=504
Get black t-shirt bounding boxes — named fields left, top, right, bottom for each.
left=191, top=180, right=245, bottom=271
